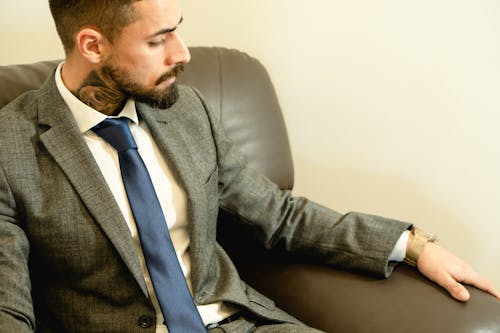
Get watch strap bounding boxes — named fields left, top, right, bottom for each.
left=404, top=227, right=437, bottom=266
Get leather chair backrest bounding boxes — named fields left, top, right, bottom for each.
left=0, top=47, right=294, bottom=189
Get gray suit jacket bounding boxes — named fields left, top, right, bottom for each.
left=0, top=74, right=410, bottom=332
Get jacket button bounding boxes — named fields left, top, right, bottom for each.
left=138, top=315, right=153, bottom=329
left=197, top=291, right=207, bottom=303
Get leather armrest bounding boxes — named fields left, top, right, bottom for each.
left=219, top=213, right=500, bottom=333
left=238, top=260, right=500, bottom=333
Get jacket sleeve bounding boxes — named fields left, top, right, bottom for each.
left=0, top=165, right=35, bottom=332
left=193, top=89, right=412, bottom=277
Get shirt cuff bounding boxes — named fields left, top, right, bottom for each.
left=389, top=230, right=410, bottom=262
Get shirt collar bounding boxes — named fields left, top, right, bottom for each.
left=54, top=62, right=139, bottom=133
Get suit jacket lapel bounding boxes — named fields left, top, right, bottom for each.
left=137, top=101, right=208, bottom=294
left=36, top=76, right=148, bottom=296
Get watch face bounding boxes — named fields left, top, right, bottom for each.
left=405, top=227, right=437, bottom=266
left=414, top=227, right=437, bottom=242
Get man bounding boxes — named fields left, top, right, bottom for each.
left=0, top=0, right=498, bottom=332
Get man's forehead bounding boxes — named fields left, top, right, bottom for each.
left=128, top=0, right=183, bottom=35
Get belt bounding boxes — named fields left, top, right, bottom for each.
left=205, top=312, right=242, bottom=330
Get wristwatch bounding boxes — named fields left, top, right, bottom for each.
left=404, top=226, right=437, bottom=266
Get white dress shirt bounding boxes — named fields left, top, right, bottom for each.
left=54, top=63, right=237, bottom=332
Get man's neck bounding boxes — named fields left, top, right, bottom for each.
left=61, top=59, right=126, bottom=116
left=73, top=69, right=127, bottom=116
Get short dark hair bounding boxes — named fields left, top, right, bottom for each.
left=48, top=0, right=142, bottom=53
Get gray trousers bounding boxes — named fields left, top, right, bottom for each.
left=208, top=314, right=325, bottom=333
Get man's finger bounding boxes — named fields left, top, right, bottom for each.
left=441, top=275, right=470, bottom=302
left=458, top=271, right=500, bottom=300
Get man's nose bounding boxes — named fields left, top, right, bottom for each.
left=165, top=31, right=191, bottom=66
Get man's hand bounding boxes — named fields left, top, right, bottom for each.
left=416, top=242, right=500, bottom=302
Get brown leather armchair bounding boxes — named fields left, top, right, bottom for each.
left=1, top=47, right=499, bottom=333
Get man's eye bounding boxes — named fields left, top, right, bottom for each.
left=148, top=38, right=166, bottom=47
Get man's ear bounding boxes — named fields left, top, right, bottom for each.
left=75, top=28, right=110, bottom=64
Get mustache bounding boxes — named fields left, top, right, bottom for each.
left=155, top=64, right=185, bottom=85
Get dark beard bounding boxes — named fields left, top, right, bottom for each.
left=101, top=64, right=184, bottom=110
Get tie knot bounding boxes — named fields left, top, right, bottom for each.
left=92, top=118, right=137, bottom=152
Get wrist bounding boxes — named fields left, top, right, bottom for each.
left=404, top=226, right=437, bottom=266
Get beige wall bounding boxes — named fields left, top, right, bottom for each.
left=1, top=1, right=499, bottom=287
left=0, top=2, right=63, bottom=64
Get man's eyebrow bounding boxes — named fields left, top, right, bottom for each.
left=149, top=16, right=183, bottom=37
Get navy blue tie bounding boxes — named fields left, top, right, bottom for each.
left=92, top=118, right=206, bottom=333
